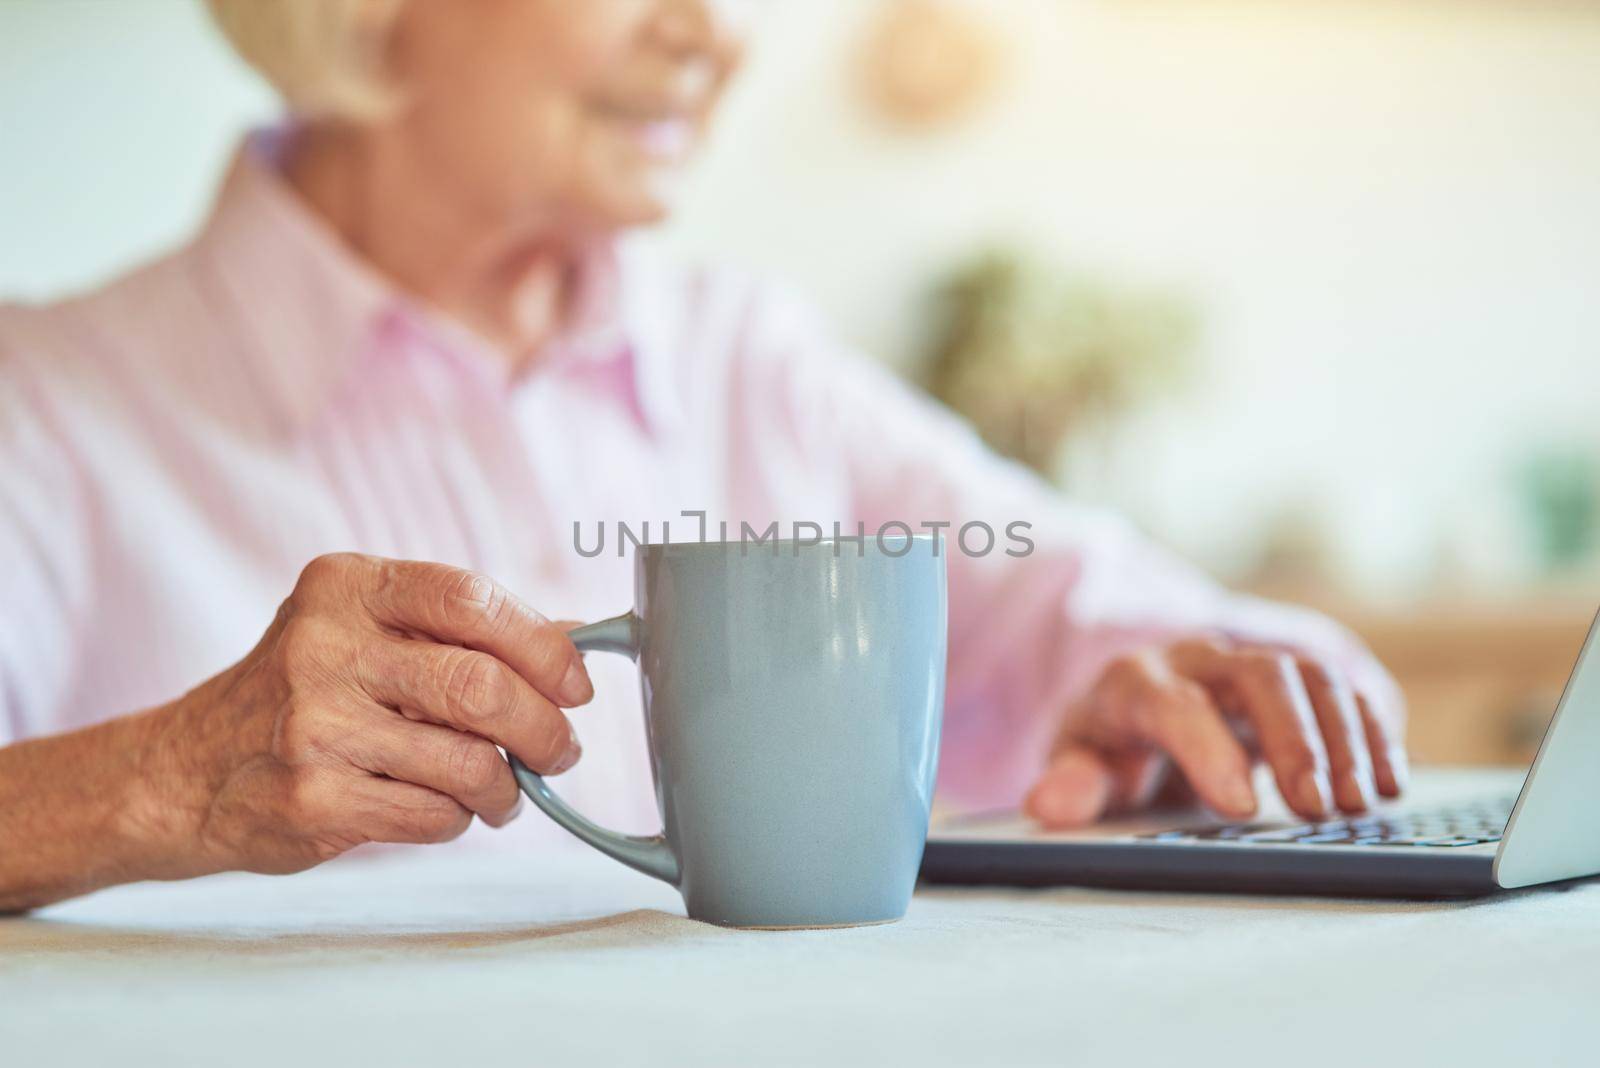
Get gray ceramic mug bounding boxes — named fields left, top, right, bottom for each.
left=511, top=535, right=947, bottom=928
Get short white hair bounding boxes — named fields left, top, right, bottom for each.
left=205, top=0, right=405, bottom=121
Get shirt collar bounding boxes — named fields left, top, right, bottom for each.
left=194, top=128, right=668, bottom=436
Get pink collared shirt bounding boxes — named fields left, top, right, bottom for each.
left=0, top=139, right=1385, bottom=847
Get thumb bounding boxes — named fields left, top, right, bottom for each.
left=1024, top=746, right=1114, bottom=828
left=1024, top=745, right=1166, bottom=829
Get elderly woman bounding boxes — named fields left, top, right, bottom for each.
left=0, top=0, right=1404, bottom=912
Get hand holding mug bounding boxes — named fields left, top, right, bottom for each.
left=128, top=554, right=590, bottom=881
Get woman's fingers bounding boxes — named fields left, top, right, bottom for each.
left=1025, top=747, right=1170, bottom=828
left=345, top=712, right=524, bottom=828
left=1296, top=657, right=1377, bottom=814
left=1358, top=692, right=1409, bottom=798
left=327, top=555, right=594, bottom=708
left=1031, top=652, right=1257, bottom=827
left=1226, top=654, right=1333, bottom=820
left=342, top=776, right=475, bottom=846
left=1170, top=640, right=1333, bottom=820
left=355, top=637, right=581, bottom=775
left=1024, top=747, right=1117, bottom=827
left=1135, top=676, right=1258, bottom=819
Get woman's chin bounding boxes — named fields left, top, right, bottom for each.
left=574, top=138, right=698, bottom=230
left=583, top=184, right=679, bottom=231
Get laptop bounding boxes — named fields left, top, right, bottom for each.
left=921, top=608, right=1600, bottom=897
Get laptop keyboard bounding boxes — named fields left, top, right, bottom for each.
left=1137, top=796, right=1518, bottom=848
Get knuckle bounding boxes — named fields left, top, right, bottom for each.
left=1166, top=676, right=1211, bottom=711
left=1273, top=736, right=1321, bottom=777
left=276, top=699, right=356, bottom=763
left=276, top=614, right=336, bottom=667
left=1170, top=634, right=1228, bottom=663
left=276, top=707, right=319, bottom=759
left=1096, top=654, right=1173, bottom=734
left=295, top=553, right=359, bottom=597
left=447, top=739, right=506, bottom=796
left=1144, top=682, right=1211, bottom=742
left=442, top=650, right=513, bottom=724
left=1236, top=648, right=1281, bottom=673
left=1103, top=653, right=1155, bottom=693
left=441, top=568, right=506, bottom=631
left=412, top=798, right=472, bottom=843
left=365, top=557, right=403, bottom=615
left=274, top=622, right=350, bottom=708
left=1237, top=649, right=1293, bottom=687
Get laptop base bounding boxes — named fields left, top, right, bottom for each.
left=921, top=768, right=1521, bottom=899
left=920, top=836, right=1497, bottom=898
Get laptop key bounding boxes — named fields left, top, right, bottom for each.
left=1191, top=825, right=1278, bottom=840
left=1298, top=834, right=1390, bottom=845
left=1240, top=828, right=1310, bottom=842
left=1132, top=803, right=1509, bottom=848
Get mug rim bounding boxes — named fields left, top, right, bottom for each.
left=639, top=533, right=938, bottom=557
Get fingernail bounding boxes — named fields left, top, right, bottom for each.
left=1025, top=778, right=1082, bottom=827
left=1336, top=773, right=1373, bottom=814
left=1027, top=786, right=1076, bottom=827
left=1296, top=769, right=1331, bottom=819
left=1023, top=753, right=1113, bottom=828
left=551, top=733, right=582, bottom=775
left=1390, top=748, right=1411, bottom=789
left=1377, top=748, right=1410, bottom=797
left=559, top=657, right=593, bottom=706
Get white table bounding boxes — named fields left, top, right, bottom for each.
left=1, top=847, right=1592, bottom=1067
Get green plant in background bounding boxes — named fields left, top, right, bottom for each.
left=920, top=248, right=1198, bottom=484
left=1516, top=447, right=1600, bottom=575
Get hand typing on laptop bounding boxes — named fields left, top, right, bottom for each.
left=1024, top=636, right=1407, bottom=829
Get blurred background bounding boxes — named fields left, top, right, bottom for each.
left=3, top=0, right=1599, bottom=765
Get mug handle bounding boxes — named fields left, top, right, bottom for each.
left=509, top=611, right=681, bottom=886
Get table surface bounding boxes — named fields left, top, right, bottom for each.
left=2, top=845, right=1593, bottom=1067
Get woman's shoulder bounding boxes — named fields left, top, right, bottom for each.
left=0, top=245, right=231, bottom=511
left=0, top=246, right=208, bottom=407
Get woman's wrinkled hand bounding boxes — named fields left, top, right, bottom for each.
left=132, top=553, right=592, bottom=878
left=1024, top=636, right=1407, bottom=828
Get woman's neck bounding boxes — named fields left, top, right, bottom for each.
left=282, top=123, right=576, bottom=370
